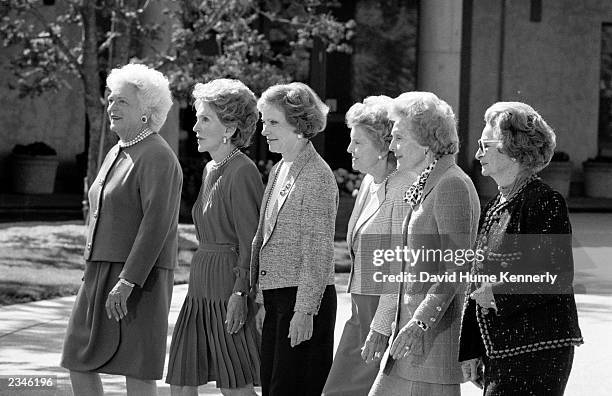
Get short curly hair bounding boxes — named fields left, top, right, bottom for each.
left=484, top=101, right=556, bottom=172
left=391, top=91, right=459, bottom=156
left=257, top=82, right=329, bottom=139
left=192, top=79, right=258, bottom=148
left=106, top=63, right=173, bottom=132
left=346, top=95, right=396, bottom=165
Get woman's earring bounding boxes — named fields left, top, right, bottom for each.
left=378, top=154, right=383, bottom=160
left=297, top=134, right=303, bottom=139
left=222, top=136, right=228, bottom=144
left=141, top=115, right=148, bottom=124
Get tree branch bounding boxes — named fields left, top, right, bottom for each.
left=25, top=6, right=84, bottom=79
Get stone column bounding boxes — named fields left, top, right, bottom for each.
left=141, top=0, right=180, bottom=155
left=417, top=0, right=463, bottom=113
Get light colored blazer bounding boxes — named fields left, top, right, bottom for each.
left=346, top=169, right=416, bottom=295
left=378, top=155, right=480, bottom=385
left=250, top=142, right=338, bottom=315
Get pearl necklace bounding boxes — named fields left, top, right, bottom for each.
left=211, top=148, right=240, bottom=169
left=370, top=169, right=398, bottom=194
left=118, top=128, right=155, bottom=148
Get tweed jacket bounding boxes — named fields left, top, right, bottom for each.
left=346, top=168, right=416, bottom=295
left=459, top=178, right=584, bottom=361
left=375, top=155, right=480, bottom=385
left=84, top=133, right=183, bottom=286
left=250, top=142, right=338, bottom=315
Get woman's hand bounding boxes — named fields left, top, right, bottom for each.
left=389, top=319, right=424, bottom=360
left=470, top=282, right=497, bottom=312
left=288, top=311, right=313, bottom=347
left=361, top=329, right=389, bottom=364
left=255, top=305, right=265, bottom=335
left=461, top=358, right=484, bottom=389
left=225, top=294, right=247, bottom=334
left=105, top=281, right=134, bottom=321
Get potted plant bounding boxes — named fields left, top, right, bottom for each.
left=11, top=142, right=59, bottom=194
left=583, top=154, right=612, bottom=198
left=539, top=151, right=572, bottom=199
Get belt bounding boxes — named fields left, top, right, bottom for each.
left=197, top=243, right=238, bottom=253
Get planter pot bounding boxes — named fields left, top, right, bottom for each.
left=11, top=154, right=59, bottom=194
left=583, top=161, right=612, bottom=198
left=472, top=160, right=498, bottom=200
left=335, top=193, right=356, bottom=241
left=539, top=161, right=572, bottom=199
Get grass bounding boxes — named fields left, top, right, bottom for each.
left=0, top=221, right=352, bottom=306
left=0, top=222, right=197, bottom=306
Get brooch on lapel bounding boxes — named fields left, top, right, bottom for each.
left=279, top=181, right=292, bottom=196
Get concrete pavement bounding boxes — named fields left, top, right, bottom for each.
left=1, top=213, right=611, bottom=395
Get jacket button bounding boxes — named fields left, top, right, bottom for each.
left=260, top=270, right=266, bottom=276
left=436, top=306, right=442, bottom=311
left=429, top=317, right=436, bottom=322
left=93, top=210, right=98, bottom=219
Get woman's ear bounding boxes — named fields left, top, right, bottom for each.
left=225, top=126, right=237, bottom=138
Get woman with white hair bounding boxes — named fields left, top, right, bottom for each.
left=368, top=92, right=480, bottom=396
left=165, top=79, right=264, bottom=396
left=61, top=63, right=183, bottom=396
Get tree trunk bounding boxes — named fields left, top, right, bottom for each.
left=81, top=0, right=105, bottom=218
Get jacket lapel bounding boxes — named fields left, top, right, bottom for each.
left=346, top=176, right=369, bottom=257
left=419, top=154, right=455, bottom=203
left=261, top=142, right=316, bottom=247
left=352, top=178, right=387, bottom=240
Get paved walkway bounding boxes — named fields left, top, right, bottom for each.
left=1, top=213, right=611, bottom=395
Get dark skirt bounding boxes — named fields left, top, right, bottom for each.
left=483, top=346, right=575, bottom=395
left=165, top=246, right=261, bottom=388
left=261, top=285, right=337, bottom=396
left=61, top=261, right=174, bottom=380
left=323, top=293, right=380, bottom=396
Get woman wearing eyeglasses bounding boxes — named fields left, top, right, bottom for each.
left=459, top=101, right=583, bottom=395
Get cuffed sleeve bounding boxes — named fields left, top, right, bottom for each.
left=370, top=292, right=398, bottom=336
left=412, top=176, right=478, bottom=329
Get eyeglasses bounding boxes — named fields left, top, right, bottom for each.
left=477, top=139, right=503, bottom=153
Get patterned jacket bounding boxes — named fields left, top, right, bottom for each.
left=345, top=168, right=416, bottom=295
left=459, top=178, right=584, bottom=361
left=249, top=142, right=338, bottom=315
left=376, top=155, right=481, bottom=384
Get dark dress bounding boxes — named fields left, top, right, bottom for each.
left=166, top=151, right=264, bottom=388
left=459, top=177, right=584, bottom=395
left=61, top=135, right=182, bottom=380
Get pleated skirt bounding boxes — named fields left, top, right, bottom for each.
left=165, top=246, right=261, bottom=388
left=61, top=261, right=174, bottom=380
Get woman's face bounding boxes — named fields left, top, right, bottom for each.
left=475, top=122, right=514, bottom=179
left=347, top=125, right=383, bottom=174
left=193, top=102, right=227, bottom=154
left=389, top=116, right=426, bottom=170
left=107, top=83, right=143, bottom=137
left=260, top=103, right=300, bottom=157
